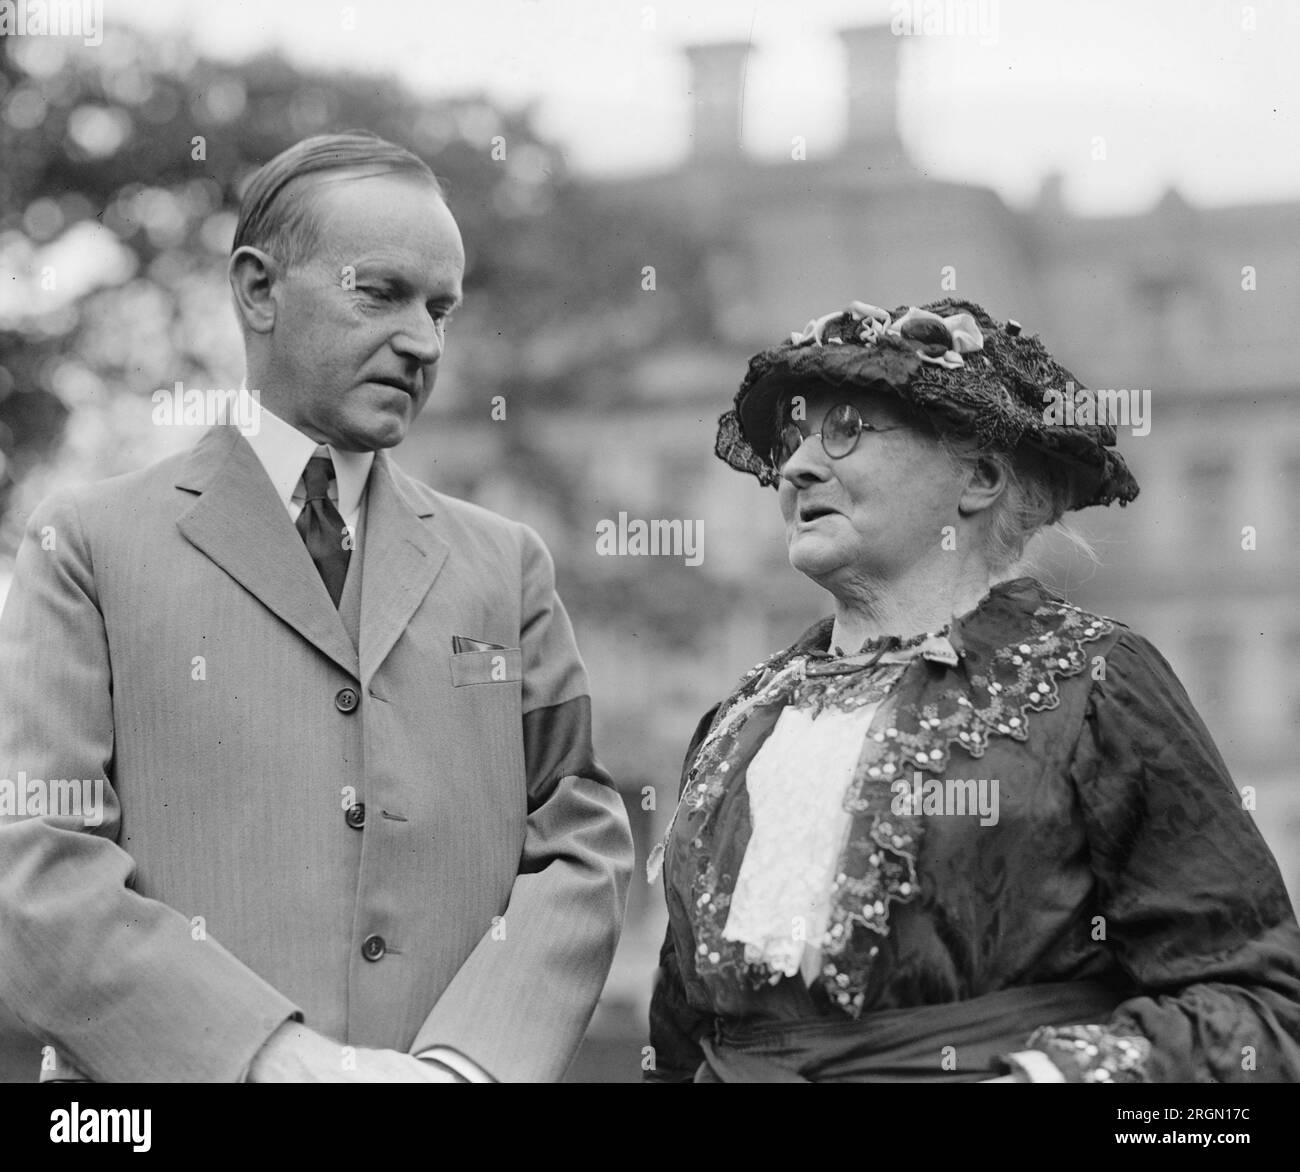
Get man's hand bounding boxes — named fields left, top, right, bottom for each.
left=247, top=1021, right=456, bottom=1083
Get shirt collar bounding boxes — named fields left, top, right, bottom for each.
left=237, top=385, right=374, bottom=518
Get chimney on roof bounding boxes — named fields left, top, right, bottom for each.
left=1036, top=171, right=1066, bottom=215
left=683, top=40, right=752, bottom=159
left=838, top=24, right=901, bottom=148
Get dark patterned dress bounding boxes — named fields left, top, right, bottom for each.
left=646, top=578, right=1300, bottom=1082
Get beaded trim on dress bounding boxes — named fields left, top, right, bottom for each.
left=657, top=579, right=1117, bottom=1018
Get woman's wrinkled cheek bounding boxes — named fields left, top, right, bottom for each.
left=777, top=481, right=798, bottom=524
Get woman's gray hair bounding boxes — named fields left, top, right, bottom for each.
left=938, top=436, right=1098, bottom=571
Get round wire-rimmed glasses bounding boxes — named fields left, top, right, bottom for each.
left=772, top=403, right=908, bottom=470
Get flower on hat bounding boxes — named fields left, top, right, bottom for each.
left=888, top=307, right=984, bottom=369
left=789, top=302, right=984, bottom=370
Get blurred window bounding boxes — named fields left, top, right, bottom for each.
left=1285, top=456, right=1300, bottom=554
left=1189, top=627, right=1234, bottom=716
left=1183, top=454, right=1234, bottom=546
left=1288, top=631, right=1300, bottom=732
left=660, top=450, right=703, bottom=516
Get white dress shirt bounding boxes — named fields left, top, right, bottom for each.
left=237, top=386, right=374, bottom=535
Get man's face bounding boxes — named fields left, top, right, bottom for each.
left=262, top=171, right=465, bottom=451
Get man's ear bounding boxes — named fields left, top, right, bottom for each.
left=228, top=246, right=280, bottom=336
left=958, top=454, right=1009, bottom=517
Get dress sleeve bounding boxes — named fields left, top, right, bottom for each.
left=645, top=703, right=722, bottom=1083
left=1020, top=630, right=1300, bottom=1082
left=646, top=920, right=713, bottom=1083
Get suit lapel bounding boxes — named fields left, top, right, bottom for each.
left=175, top=425, right=359, bottom=678
left=357, top=450, right=449, bottom=688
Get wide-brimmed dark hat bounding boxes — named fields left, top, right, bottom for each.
left=715, top=297, right=1139, bottom=510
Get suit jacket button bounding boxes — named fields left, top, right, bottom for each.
left=335, top=687, right=360, bottom=713
left=361, top=934, right=386, bottom=961
left=345, top=802, right=365, bottom=830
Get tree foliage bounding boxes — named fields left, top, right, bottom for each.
left=0, top=24, right=714, bottom=546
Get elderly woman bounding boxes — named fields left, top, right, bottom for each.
left=645, top=297, right=1300, bottom=1083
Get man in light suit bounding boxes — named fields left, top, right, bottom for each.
left=0, top=132, right=633, bottom=1082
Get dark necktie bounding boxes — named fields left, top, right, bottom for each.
left=295, top=454, right=350, bottom=606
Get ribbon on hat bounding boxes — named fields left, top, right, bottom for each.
left=790, top=302, right=984, bottom=370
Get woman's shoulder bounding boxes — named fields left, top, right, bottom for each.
left=1082, top=621, right=1211, bottom=731
left=935, top=578, right=1218, bottom=753
left=970, top=576, right=1181, bottom=674
left=1037, top=604, right=1234, bottom=783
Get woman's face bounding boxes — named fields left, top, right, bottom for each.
left=777, top=385, right=969, bottom=587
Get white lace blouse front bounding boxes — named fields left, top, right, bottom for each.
left=721, top=697, right=887, bottom=986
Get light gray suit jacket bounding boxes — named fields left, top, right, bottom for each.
left=0, top=423, right=632, bottom=1081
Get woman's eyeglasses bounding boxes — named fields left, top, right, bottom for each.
left=772, top=403, right=908, bottom=470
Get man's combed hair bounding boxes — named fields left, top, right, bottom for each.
left=232, top=131, right=444, bottom=269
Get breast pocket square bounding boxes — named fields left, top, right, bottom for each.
left=450, top=645, right=523, bottom=686
left=451, top=635, right=509, bottom=654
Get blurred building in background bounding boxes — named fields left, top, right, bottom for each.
left=1, top=21, right=1295, bottom=1082
left=400, top=25, right=1300, bottom=1079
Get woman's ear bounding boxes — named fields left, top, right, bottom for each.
left=228, top=246, right=279, bottom=336
left=958, top=454, right=1009, bottom=517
